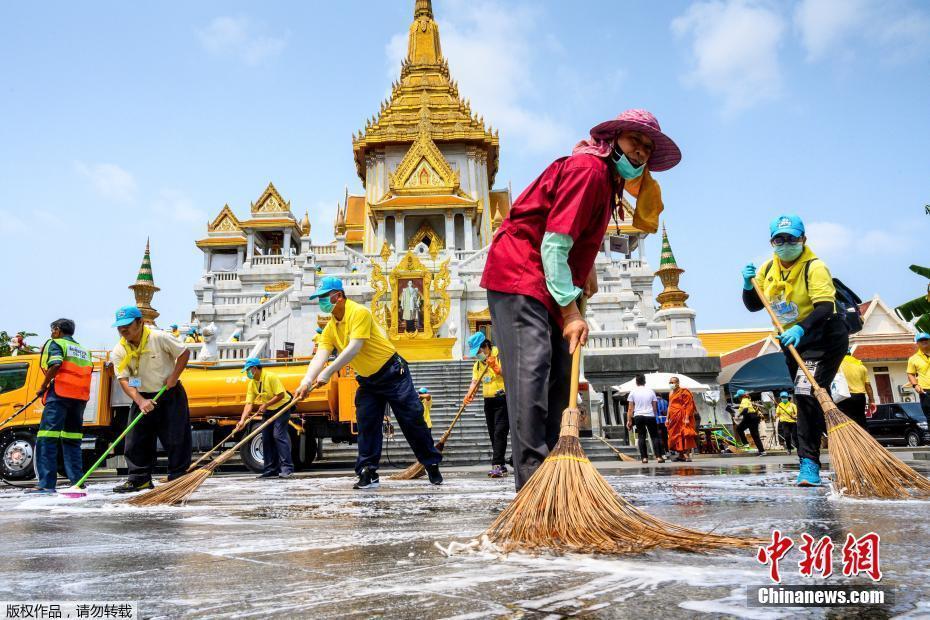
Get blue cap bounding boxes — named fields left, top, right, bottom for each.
left=242, top=357, right=262, bottom=373
left=735, top=389, right=747, bottom=398
left=170, top=324, right=178, bottom=329
left=418, top=387, right=429, bottom=394
left=769, top=214, right=805, bottom=239
left=916, top=332, right=930, bottom=342
left=316, top=327, right=323, bottom=334
left=779, top=391, right=790, bottom=398
left=112, top=305, right=143, bottom=327
left=467, top=332, right=487, bottom=357
left=310, top=276, right=344, bottom=299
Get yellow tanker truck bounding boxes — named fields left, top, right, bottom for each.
left=0, top=352, right=359, bottom=481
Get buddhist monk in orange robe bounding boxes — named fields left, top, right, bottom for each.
left=666, top=376, right=698, bottom=461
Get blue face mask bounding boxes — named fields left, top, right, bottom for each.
left=611, top=148, right=645, bottom=180
left=774, top=243, right=804, bottom=262
left=319, top=295, right=335, bottom=313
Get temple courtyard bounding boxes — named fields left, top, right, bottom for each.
left=2, top=454, right=929, bottom=619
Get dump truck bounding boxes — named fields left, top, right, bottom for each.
left=0, top=352, right=359, bottom=480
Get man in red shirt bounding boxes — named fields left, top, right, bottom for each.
left=481, top=109, right=681, bottom=489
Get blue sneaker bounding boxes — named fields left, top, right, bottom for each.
left=796, top=458, right=821, bottom=487
left=23, top=488, right=57, bottom=495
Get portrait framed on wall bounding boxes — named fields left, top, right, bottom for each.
left=397, top=277, right=425, bottom=333
left=388, top=251, right=435, bottom=339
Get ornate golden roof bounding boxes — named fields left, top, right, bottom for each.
left=208, top=204, right=242, bottom=233
left=250, top=182, right=292, bottom=215
left=352, top=0, right=499, bottom=186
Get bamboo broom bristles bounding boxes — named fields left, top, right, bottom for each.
left=484, top=345, right=764, bottom=555
left=594, top=434, right=637, bottom=462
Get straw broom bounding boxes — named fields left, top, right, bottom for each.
left=594, top=434, right=637, bottom=462
left=752, top=278, right=930, bottom=499
left=484, top=345, right=764, bottom=554
left=156, top=413, right=260, bottom=484
left=127, top=389, right=315, bottom=507
left=391, top=366, right=489, bottom=480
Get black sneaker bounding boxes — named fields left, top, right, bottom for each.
left=112, top=479, right=153, bottom=494
left=257, top=472, right=279, bottom=479
left=278, top=471, right=294, bottom=479
left=353, top=467, right=380, bottom=490
left=426, top=464, right=443, bottom=486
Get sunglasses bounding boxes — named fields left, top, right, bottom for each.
left=771, top=235, right=802, bottom=246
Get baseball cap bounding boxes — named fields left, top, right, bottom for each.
left=779, top=391, right=790, bottom=398
left=735, top=389, right=747, bottom=398
left=916, top=332, right=930, bottom=342
left=467, top=332, right=487, bottom=357
left=310, top=276, right=344, bottom=299
left=769, top=214, right=805, bottom=239
left=418, top=387, right=429, bottom=394
left=112, top=305, right=143, bottom=327
left=242, top=357, right=262, bottom=373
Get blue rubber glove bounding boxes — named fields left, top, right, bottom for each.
left=779, top=325, right=804, bottom=348
left=741, top=263, right=757, bottom=290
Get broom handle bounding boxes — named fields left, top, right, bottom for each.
left=209, top=384, right=320, bottom=469
left=566, top=296, right=587, bottom=406
left=186, top=412, right=261, bottom=472
left=75, top=385, right=168, bottom=487
left=750, top=278, right=820, bottom=390
left=439, top=365, right=489, bottom=444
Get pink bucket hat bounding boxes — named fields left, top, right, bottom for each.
left=589, top=109, right=681, bottom=172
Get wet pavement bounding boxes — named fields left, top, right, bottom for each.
left=2, top=457, right=929, bottom=619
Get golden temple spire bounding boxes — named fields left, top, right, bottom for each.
left=130, top=238, right=161, bottom=325
left=408, top=0, right=442, bottom=65
left=655, top=224, right=690, bottom=310
left=415, top=0, right=433, bottom=19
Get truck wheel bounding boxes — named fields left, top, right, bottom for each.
left=240, top=433, right=265, bottom=474
left=906, top=431, right=921, bottom=447
left=292, top=429, right=317, bottom=471
left=1, top=431, right=37, bottom=481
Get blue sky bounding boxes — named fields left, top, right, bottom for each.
left=2, top=0, right=929, bottom=349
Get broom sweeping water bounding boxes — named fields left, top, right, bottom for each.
left=483, top=344, right=764, bottom=554
left=126, top=387, right=317, bottom=507
left=751, top=278, right=930, bottom=499
left=391, top=366, right=489, bottom=480
left=60, top=386, right=169, bottom=499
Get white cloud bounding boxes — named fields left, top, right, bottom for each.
left=385, top=0, right=572, bottom=153
left=74, top=161, right=137, bottom=203
left=672, top=0, right=786, bottom=112
left=806, top=221, right=908, bottom=258
left=198, top=16, right=287, bottom=66
left=795, top=0, right=930, bottom=62
left=154, top=190, right=206, bottom=225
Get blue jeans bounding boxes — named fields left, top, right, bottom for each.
left=36, top=388, right=86, bottom=489
left=262, top=410, right=294, bottom=475
left=355, top=355, right=442, bottom=474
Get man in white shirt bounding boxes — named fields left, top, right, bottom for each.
left=626, top=374, right=665, bottom=463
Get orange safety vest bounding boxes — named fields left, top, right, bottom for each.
left=40, top=337, right=93, bottom=401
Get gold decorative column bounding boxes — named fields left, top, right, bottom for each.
left=655, top=224, right=689, bottom=309
left=130, top=238, right=160, bottom=325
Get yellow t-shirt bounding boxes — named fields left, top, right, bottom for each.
left=319, top=299, right=395, bottom=377
left=472, top=346, right=506, bottom=398
left=776, top=401, right=798, bottom=423
left=738, top=396, right=754, bottom=413
left=760, top=247, right=836, bottom=328
left=907, top=351, right=930, bottom=389
left=840, top=355, right=870, bottom=394
left=246, top=370, right=289, bottom=411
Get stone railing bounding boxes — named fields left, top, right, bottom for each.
left=214, top=272, right=239, bottom=282
left=310, top=244, right=338, bottom=256
left=251, top=255, right=285, bottom=266
left=214, top=293, right=269, bottom=306
left=186, top=341, right=262, bottom=363
left=341, top=274, right=369, bottom=288
left=585, top=330, right=641, bottom=354
left=344, top=246, right=372, bottom=267
left=457, top=244, right=491, bottom=272
left=243, top=286, right=293, bottom=335
left=454, top=249, right=477, bottom=261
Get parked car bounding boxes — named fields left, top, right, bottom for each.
left=866, top=402, right=930, bottom=447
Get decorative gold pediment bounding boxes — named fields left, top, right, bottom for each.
left=408, top=221, right=444, bottom=250
left=208, top=204, right=241, bottom=233
left=251, top=182, right=291, bottom=214
left=264, top=281, right=291, bottom=293
left=388, top=107, right=460, bottom=196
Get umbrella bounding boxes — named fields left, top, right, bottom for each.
left=613, top=372, right=710, bottom=394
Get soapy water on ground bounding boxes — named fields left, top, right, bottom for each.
left=1, top=463, right=928, bottom=619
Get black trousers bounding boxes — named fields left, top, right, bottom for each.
left=484, top=394, right=510, bottom=466
left=657, top=422, right=669, bottom=455
left=125, top=383, right=192, bottom=483
left=779, top=421, right=798, bottom=452
left=782, top=317, right=849, bottom=465
left=488, top=291, right=572, bottom=490
left=921, top=393, right=930, bottom=420
left=735, top=414, right=764, bottom=453
left=634, top=416, right=663, bottom=459
left=837, top=393, right=868, bottom=429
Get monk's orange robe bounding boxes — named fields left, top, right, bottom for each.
left=667, top=388, right=697, bottom=451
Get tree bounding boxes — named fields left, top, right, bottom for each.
left=0, top=331, right=38, bottom=357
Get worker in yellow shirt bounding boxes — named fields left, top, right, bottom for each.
left=238, top=357, right=293, bottom=479
left=741, top=214, right=848, bottom=487
left=294, top=277, right=442, bottom=489
left=775, top=392, right=798, bottom=455
left=730, top=389, right=765, bottom=456
left=464, top=333, right=510, bottom=478
left=838, top=350, right=875, bottom=429
left=907, top=332, right=930, bottom=420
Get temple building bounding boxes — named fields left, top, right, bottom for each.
left=188, top=0, right=712, bottom=396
